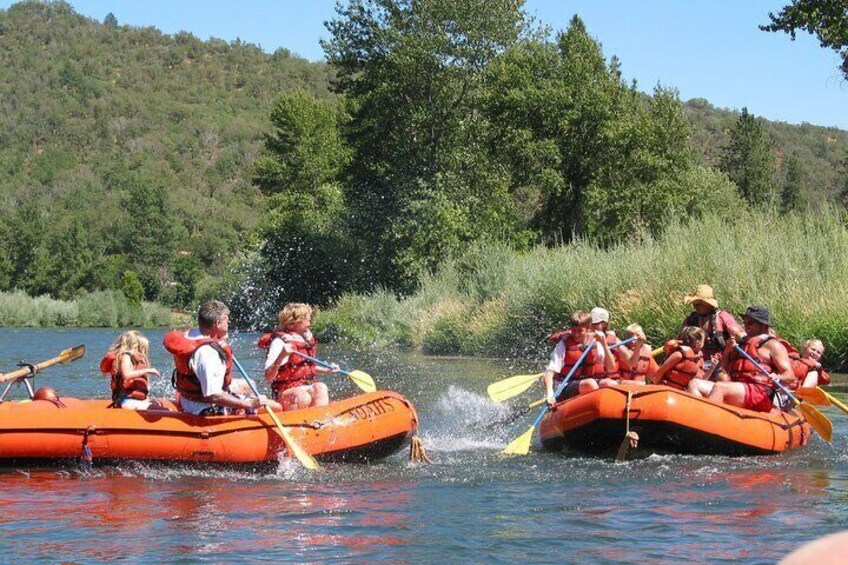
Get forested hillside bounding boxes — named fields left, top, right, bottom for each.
left=0, top=0, right=330, bottom=304
left=0, top=0, right=846, bottom=323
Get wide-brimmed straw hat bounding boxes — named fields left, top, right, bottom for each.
left=683, top=284, right=719, bottom=309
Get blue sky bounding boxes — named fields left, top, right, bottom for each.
left=3, top=0, right=846, bottom=129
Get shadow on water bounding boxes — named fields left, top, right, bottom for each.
left=1, top=329, right=848, bottom=562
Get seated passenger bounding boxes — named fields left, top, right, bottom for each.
left=616, top=324, right=658, bottom=384
left=100, top=330, right=167, bottom=410
left=789, top=339, right=830, bottom=390
left=590, top=307, right=621, bottom=380
left=708, top=305, right=794, bottom=413
left=651, top=327, right=706, bottom=394
left=260, top=303, right=338, bottom=411
left=543, top=310, right=617, bottom=406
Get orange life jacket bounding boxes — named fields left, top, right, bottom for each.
left=617, top=346, right=658, bottom=381
left=661, top=344, right=704, bottom=390
left=553, top=332, right=605, bottom=384
left=788, top=355, right=830, bottom=388
left=258, top=331, right=317, bottom=393
left=728, top=335, right=775, bottom=387
left=163, top=330, right=233, bottom=401
left=99, top=351, right=149, bottom=402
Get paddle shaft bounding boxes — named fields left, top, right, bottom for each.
left=231, top=356, right=319, bottom=470
left=291, top=351, right=347, bottom=375
left=531, top=340, right=597, bottom=428
left=732, top=344, right=798, bottom=404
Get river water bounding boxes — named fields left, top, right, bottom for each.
left=0, top=328, right=846, bottom=564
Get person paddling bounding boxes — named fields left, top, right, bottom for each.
left=100, top=330, right=168, bottom=411
left=681, top=284, right=744, bottom=381
left=651, top=327, right=707, bottom=394
left=543, top=310, right=617, bottom=406
left=708, top=305, right=794, bottom=413
left=616, top=324, right=658, bottom=384
left=260, top=303, right=338, bottom=411
left=590, top=307, right=621, bottom=380
left=164, top=300, right=281, bottom=416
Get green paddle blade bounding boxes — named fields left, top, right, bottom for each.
left=795, top=387, right=830, bottom=406
left=347, top=370, right=377, bottom=393
left=799, top=403, right=833, bottom=444
left=501, top=425, right=535, bottom=455
left=487, top=373, right=543, bottom=403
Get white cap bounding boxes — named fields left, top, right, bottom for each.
left=590, top=307, right=610, bottom=324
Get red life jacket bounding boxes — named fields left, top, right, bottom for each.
left=617, top=346, right=657, bottom=381
left=788, top=355, right=830, bottom=388
left=728, top=335, right=775, bottom=387
left=661, top=344, right=704, bottom=390
left=553, top=332, right=605, bottom=384
left=258, top=331, right=317, bottom=394
left=163, top=330, right=233, bottom=401
left=99, top=351, right=149, bottom=402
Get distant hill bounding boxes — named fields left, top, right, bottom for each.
left=0, top=0, right=845, bottom=303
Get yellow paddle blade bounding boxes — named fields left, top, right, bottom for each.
left=347, top=370, right=376, bottom=393
left=267, top=409, right=320, bottom=470
left=799, top=403, right=833, bottom=444
left=487, top=373, right=543, bottom=403
left=501, top=425, right=535, bottom=455
left=795, top=387, right=830, bottom=406
left=651, top=346, right=663, bottom=358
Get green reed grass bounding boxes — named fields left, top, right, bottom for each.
left=316, top=209, right=848, bottom=370
left=0, top=289, right=173, bottom=328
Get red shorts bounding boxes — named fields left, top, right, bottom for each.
left=742, top=383, right=773, bottom=412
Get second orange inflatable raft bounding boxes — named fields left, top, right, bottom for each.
left=539, top=384, right=811, bottom=456
left=0, top=391, right=418, bottom=465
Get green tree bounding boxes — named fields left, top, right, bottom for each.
left=781, top=154, right=804, bottom=212
left=720, top=108, right=778, bottom=207
left=323, top=0, right=529, bottom=291
left=103, top=12, right=118, bottom=28
left=120, top=174, right=175, bottom=267
left=761, top=0, right=848, bottom=80
left=121, top=270, right=144, bottom=308
left=171, top=255, right=202, bottom=309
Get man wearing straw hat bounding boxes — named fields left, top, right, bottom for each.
left=681, top=284, right=743, bottom=382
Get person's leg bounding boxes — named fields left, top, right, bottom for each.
left=310, top=382, right=329, bottom=406
left=276, top=387, right=313, bottom=411
left=707, top=381, right=746, bottom=407
left=687, top=378, right=714, bottom=398
left=577, top=379, right=600, bottom=395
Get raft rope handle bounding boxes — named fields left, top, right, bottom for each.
left=80, top=426, right=95, bottom=470
left=615, top=390, right=640, bottom=462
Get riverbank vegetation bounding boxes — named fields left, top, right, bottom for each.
left=0, top=290, right=173, bottom=327
left=316, top=210, right=848, bottom=370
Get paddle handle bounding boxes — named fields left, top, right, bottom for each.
left=533, top=340, right=597, bottom=427
left=290, top=351, right=347, bottom=376
left=733, top=344, right=798, bottom=405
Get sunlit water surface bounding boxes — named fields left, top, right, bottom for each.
left=0, top=328, right=846, bottom=563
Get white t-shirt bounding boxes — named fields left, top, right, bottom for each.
left=263, top=331, right=313, bottom=370
left=546, top=340, right=606, bottom=374
left=178, top=328, right=228, bottom=415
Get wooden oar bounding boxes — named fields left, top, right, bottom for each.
left=0, top=345, right=86, bottom=384
left=487, top=337, right=636, bottom=403
left=290, top=351, right=376, bottom=393
left=502, top=340, right=595, bottom=455
left=231, top=356, right=320, bottom=470
left=733, top=345, right=832, bottom=443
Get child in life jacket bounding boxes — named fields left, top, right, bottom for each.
left=789, top=339, right=831, bottom=390
left=651, top=326, right=707, bottom=395
left=260, top=303, right=339, bottom=411
left=615, top=324, right=658, bottom=384
left=100, top=330, right=167, bottom=410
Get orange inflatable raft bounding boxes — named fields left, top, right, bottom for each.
left=0, top=391, right=418, bottom=465
left=539, top=384, right=811, bottom=456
